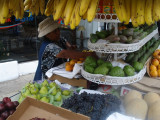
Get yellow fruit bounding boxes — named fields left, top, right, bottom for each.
left=153, top=50, right=160, bottom=59
left=152, top=59, right=159, bottom=66
left=157, top=64, right=160, bottom=70
left=65, top=64, right=73, bottom=72
left=150, top=70, right=158, bottom=77
left=79, top=58, right=85, bottom=61
left=150, top=65, right=157, bottom=71
left=157, top=69, right=160, bottom=77
left=77, top=61, right=83, bottom=64
left=65, top=62, right=70, bottom=67
left=70, top=59, right=77, bottom=66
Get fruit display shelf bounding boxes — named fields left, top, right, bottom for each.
left=81, top=65, right=146, bottom=85
left=88, top=28, right=158, bottom=53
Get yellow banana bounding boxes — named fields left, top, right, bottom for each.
left=70, top=5, right=76, bottom=30
left=114, top=0, right=124, bottom=23
left=124, top=0, right=131, bottom=24
left=87, top=0, right=99, bottom=22
left=35, top=0, right=39, bottom=16
left=0, top=0, right=5, bottom=17
left=153, top=0, right=160, bottom=21
left=145, top=0, right=154, bottom=26
left=79, top=0, right=91, bottom=16
left=39, top=0, right=45, bottom=15
left=131, top=0, right=138, bottom=27
left=63, top=0, right=76, bottom=25
left=53, top=0, right=67, bottom=21
left=20, top=0, right=24, bottom=19
left=24, top=4, right=31, bottom=11
left=119, top=0, right=127, bottom=24
left=1, top=0, right=9, bottom=20
left=31, top=0, right=37, bottom=7
left=82, top=12, right=87, bottom=20
left=136, top=0, right=145, bottom=25
left=74, top=0, right=81, bottom=26
left=9, top=0, right=16, bottom=10
left=24, top=0, right=32, bottom=6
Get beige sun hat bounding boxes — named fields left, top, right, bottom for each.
left=38, top=17, right=61, bottom=38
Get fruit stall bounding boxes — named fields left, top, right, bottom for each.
left=1, top=0, right=160, bottom=120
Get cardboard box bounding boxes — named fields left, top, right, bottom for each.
left=49, top=75, right=88, bottom=88
left=8, top=97, right=90, bottom=120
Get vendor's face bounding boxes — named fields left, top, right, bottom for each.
left=47, top=28, right=60, bottom=42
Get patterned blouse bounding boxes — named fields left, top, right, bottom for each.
left=41, top=37, right=67, bottom=76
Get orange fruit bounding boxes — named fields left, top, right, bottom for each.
left=65, top=62, right=70, bottom=67
left=158, top=69, right=160, bottom=77
left=77, top=61, right=83, bottom=64
left=79, top=58, right=85, bottom=61
left=150, top=70, right=158, bottom=77
left=153, top=50, right=160, bottom=57
left=70, top=59, right=77, bottom=66
left=150, top=64, right=157, bottom=71
left=151, top=58, right=159, bottom=66
left=157, top=64, right=160, bottom=70
left=65, top=64, right=73, bottom=72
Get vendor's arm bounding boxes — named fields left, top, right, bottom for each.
left=56, top=49, right=97, bottom=59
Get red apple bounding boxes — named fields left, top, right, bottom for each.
left=5, top=102, right=14, bottom=110
left=13, top=101, right=19, bottom=108
left=2, top=97, right=11, bottom=104
left=9, top=109, right=15, bottom=115
left=0, top=117, right=4, bottom=120
left=1, top=111, right=9, bottom=119
left=0, top=104, right=5, bottom=113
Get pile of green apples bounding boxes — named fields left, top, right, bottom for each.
left=18, top=80, right=73, bottom=107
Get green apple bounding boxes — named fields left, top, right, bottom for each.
left=62, top=90, right=71, bottom=96
left=39, top=86, right=48, bottom=95
left=55, top=92, right=62, bottom=102
left=40, top=97, right=49, bottom=103
left=41, top=80, right=49, bottom=86
left=49, top=82, right=57, bottom=88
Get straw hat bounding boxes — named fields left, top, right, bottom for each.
left=38, top=17, right=61, bottom=38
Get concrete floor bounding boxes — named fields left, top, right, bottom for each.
left=0, top=73, right=34, bottom=100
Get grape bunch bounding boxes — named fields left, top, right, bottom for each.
left=62, top=92, right=121, bottom=120
left=30, top=117, right=46, bottom=120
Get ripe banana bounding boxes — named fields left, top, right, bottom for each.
left=53, top=0, right=67, bottom=21
left=20, top=0, right=24, bottom=19
left=114, top=0, right=124, bottom=23
left=63, top=0, right=76, bottom=26
left=35, top=0, right=39, bottom=16
left=24, top=0, right=32, bottom=6
left=124, top=0, right=131, bottom=24
left=87, top=0, right=99, bottom=22
left=1, top=0, right=9, bottom=21
left=145, top=0, right=154, bottom=26
left=24, top=4, right=31, bottom=11
left=137, top=0, right=145, bottom=25
left=82, top=12, right=87, bottom=20
left=75, top=0, right=82, bottom=26
left=131, top=0, right=138, bottom=27
left=53, top=0, right=58, bottom=16
left=79, top=0, right=91, bottom=16
left=70, top=5, right=76, bottom=30
left=39, top=0, right=45, bottom=15
left=153, top=0, right=160, bottom=21
left=45, top=0, right=54, bottom=16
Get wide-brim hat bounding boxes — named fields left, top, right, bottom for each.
left=38, top=17, right=61, bottom=38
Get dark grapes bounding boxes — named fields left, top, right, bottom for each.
left=61, top=92, right=121, bottom=120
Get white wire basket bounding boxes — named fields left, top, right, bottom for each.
left=81, top=66, right=146, bottom=85
left=88, top=28, right=158, bottom=53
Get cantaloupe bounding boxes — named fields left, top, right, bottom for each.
left=144, top=92, right=160, bottom=107
left=125, top=98, right=148, bottom=120
left=124, top=90, right=142, bottom=106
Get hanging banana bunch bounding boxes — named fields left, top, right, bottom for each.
left=44, top=0, right=54, bottom=16
left=124, top=0, right=131, bottom=25
left=79, top=0, right=91, bottom=16
left=63, top=0, right=76, bottom=26
left=87, top=0, right=99, bottom=22
left=137, top=0, right=145, bottom=25
left=145, top=0, right=154, bottom=26
left=153, top=0, right=160, bottom=22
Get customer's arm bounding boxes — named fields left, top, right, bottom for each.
left=56, top=49, right=97, bottom=59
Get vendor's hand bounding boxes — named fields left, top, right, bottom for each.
left=66, top=41, right=77, bottom=50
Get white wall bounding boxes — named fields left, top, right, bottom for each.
left=0, top=60, right=38, bottom=82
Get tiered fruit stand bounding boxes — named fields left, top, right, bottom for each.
left=81, top=13, right=159, bottom=85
